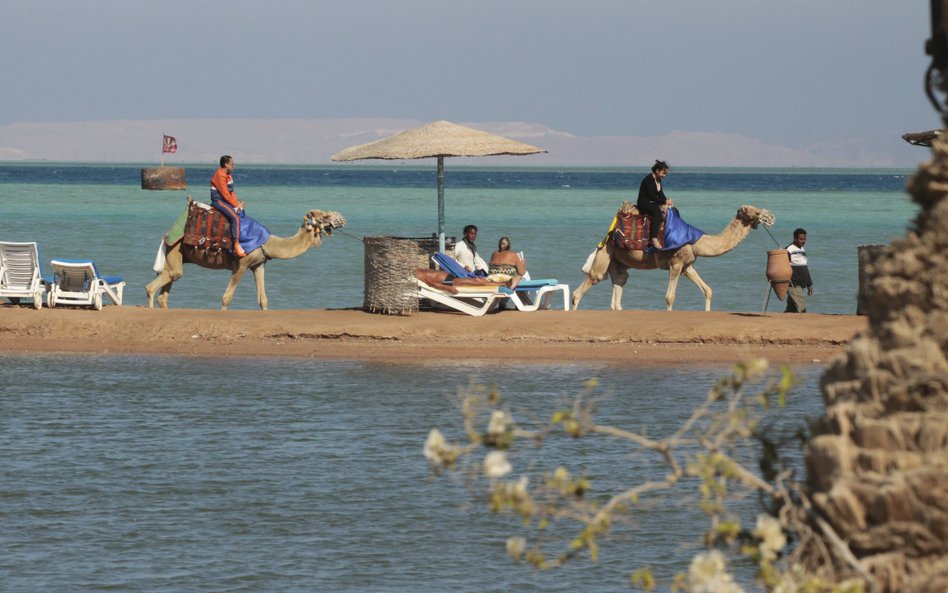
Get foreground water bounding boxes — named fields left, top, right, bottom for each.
left=0, top=163, right=918, bottom=312
left=1, top=355, right=823, bottom=593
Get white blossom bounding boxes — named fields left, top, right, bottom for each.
left=753, top=514, right=786, bottom=561
left=487, top=410, right=511, bottom=436
left=423, top=429, right=457, bottom=465
left=688, top=551, right=745, bottom=593
left=512, top=475, right=529, bottom=497
left=506, top=536, right=526, bottom=561
left=484, top=450, right=512, bottom=478
left=423, top=429, right=445, bottom=461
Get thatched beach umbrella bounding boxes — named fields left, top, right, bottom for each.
left=331, top=120, right=547, bottom=251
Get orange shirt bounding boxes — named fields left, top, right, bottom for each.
left=210, top=168, right=238, bottom=207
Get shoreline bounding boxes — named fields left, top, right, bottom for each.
left=0, top=306, right=865, bottom=367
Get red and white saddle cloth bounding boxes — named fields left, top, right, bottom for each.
left=182, top=200, right=233, bottom=253
left=613, top=207, right=665, bottom=250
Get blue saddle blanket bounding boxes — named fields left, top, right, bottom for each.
left=234, top=210, right=272, bottom=255
left=655, top=208, right=705, bottom=251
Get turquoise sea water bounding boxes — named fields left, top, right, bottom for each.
left=0, top=163, right=921, bottom=592
left=0, top=163, right=918, bottom=312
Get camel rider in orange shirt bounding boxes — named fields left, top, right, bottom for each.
left=210, top=155, right=247, bottom=257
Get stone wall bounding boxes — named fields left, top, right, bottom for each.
left=804, top=139, right=948, bottom=592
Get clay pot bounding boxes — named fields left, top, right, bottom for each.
left=766, top=249, right=792, bottom=301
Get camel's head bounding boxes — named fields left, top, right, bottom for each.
left=736, top=205, right=776, bottom=229
left=304, top=210, right=347, bottom=244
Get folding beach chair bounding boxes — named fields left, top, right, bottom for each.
left=48, top=259, right=125, bottom=310
left=0, top=241, right=49, bottom=309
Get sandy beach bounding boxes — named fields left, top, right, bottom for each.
left=0, top=305, right=865, bottom=366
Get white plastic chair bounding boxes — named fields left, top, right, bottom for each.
left=48, top=259, right=125, bottom=310
left=0, top=241, right=48, bottom=309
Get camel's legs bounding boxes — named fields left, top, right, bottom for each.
left=221, top=266, right=250, bottom=310
left=610, top=284, right=624, bottom=310
left=157, top=282, right=173, bottom=309
left=145, top=274, right=163, bottom=308
left=571, top=277, right=596, bottom=310
left=665, top=263, right=684, bottom=311
left=146, top=244, right=183, bottom=309
left=251, top=264, right=268, bottom=310
left=682, top=266, right=713, bottom=311
left=145, top=270, right=177, bottom=309
left=571, top=247, right=611, bottom=310
left=609, top=264, right=629, bottom=310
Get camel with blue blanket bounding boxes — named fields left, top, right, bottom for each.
left=572, top=203, right=775, bottom=311
left=146, top=199, right=346, bottom=310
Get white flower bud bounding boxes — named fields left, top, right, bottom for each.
left=484, top=450, right=512, bottom=478
left=487, top=410, right=511, bottom=436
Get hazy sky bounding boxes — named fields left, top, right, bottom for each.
left=1, top=0, right=937, bottom=150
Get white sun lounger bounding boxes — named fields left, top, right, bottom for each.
left=0, top=241, right=49, bottom=309
left=412, top=277, right=510, bottom=316
left=48, top=259, right=125, bottom=310
left=499, top=279, right=570, bottom=311
left=413, top=277, right=570, bottom=316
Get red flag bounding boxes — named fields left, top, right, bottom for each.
left=162, top=135, right=177, bottom=154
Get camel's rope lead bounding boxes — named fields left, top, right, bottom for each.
left=762, top=224, right=782, bottom=248
left=335, top=228, right=362, bottom=242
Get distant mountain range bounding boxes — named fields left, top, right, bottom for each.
left=0, top=117, right=922, bottom=168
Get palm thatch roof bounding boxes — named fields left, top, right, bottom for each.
left=331, top=120, right=547, bottom=161
left=902, top=129, right=943, bottom=147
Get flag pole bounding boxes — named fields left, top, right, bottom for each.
left=160, top=135, right=165, bottom=167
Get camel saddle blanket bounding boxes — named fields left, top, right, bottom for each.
left=182, top=201, right=233, bottom=253
left=614, top=209, right=664, bottom=250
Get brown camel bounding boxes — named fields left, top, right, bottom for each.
left=146, top=209, right=347, bottom=310
left=571, top=204, right=774, bottom=311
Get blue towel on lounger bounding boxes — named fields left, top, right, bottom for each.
left=499, top=279, right=558, bottom=294
left=433, top=252, right=477, bottom=278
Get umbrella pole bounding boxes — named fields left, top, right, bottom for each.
left=437, top=156, right=445, bottom=252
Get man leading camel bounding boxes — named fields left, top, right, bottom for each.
left=210, top=155, right=247, bottom=257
